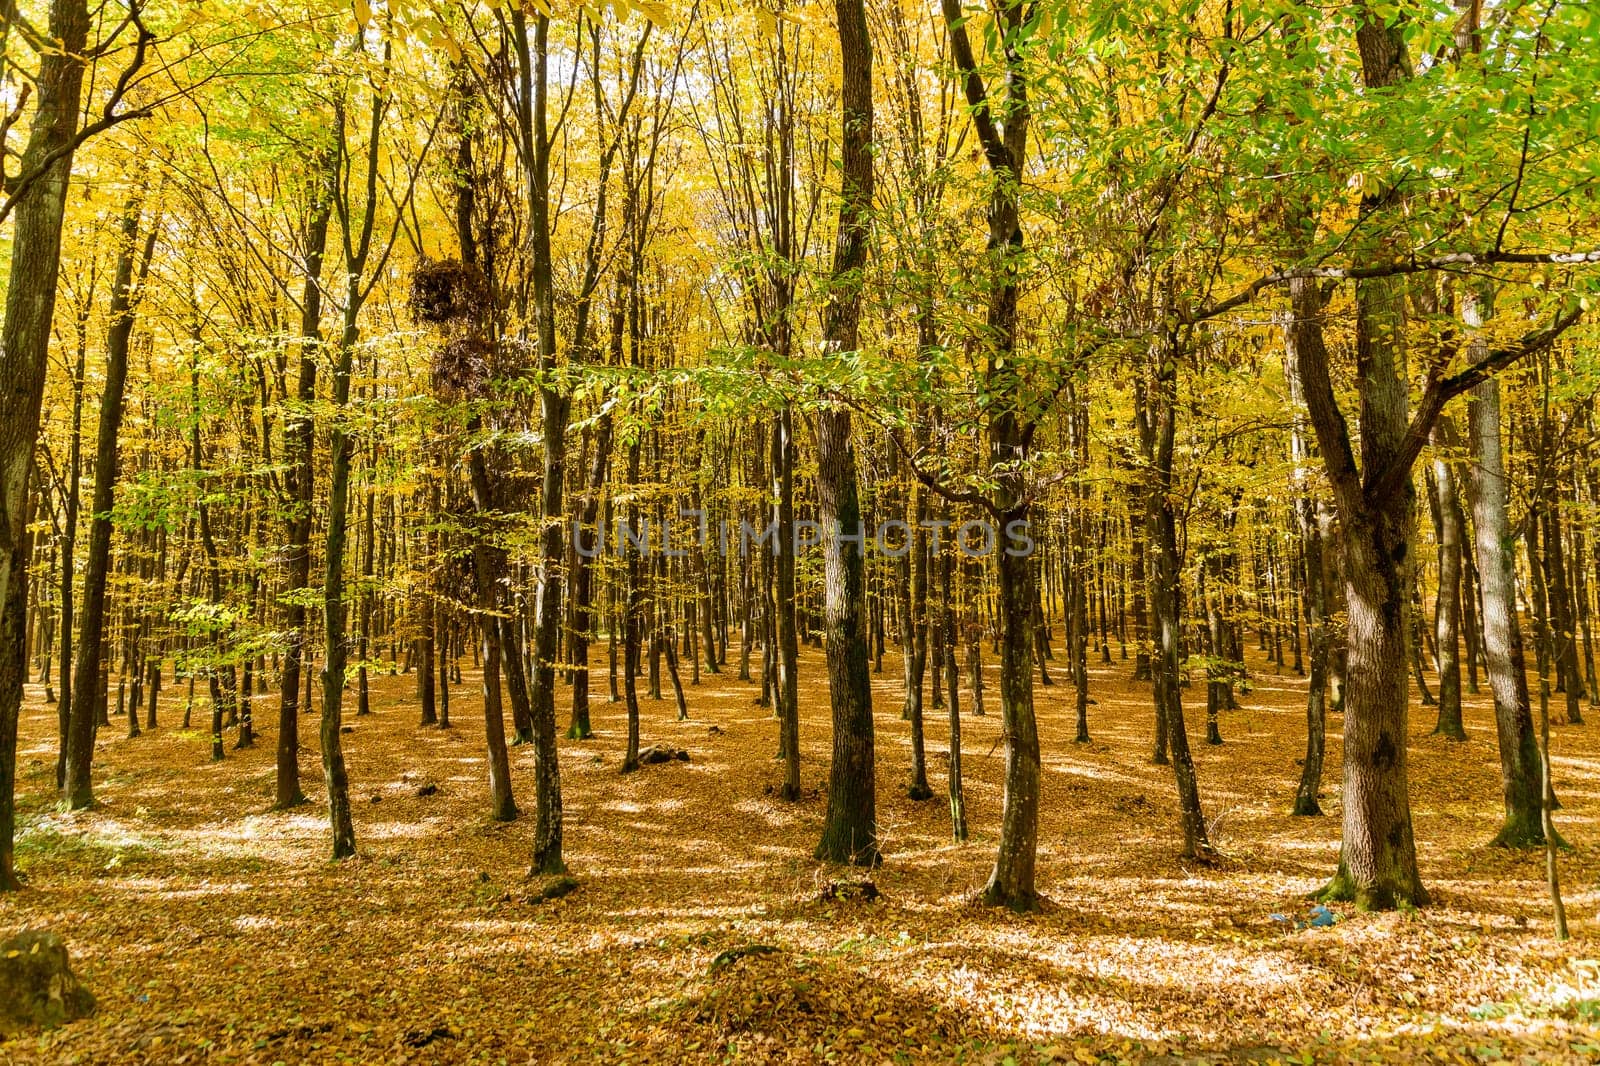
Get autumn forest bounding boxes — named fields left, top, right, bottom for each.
left=3, top=0, right=1600, bottom=1061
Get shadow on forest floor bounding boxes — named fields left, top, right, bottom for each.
left=4, top=641, right=1600, bottom=1062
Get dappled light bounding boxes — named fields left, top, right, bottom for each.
left=5, top=641, right=1600, bottom=1061
left=3, top=0, right=1600, bottom=1060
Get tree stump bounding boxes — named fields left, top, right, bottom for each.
left=0, top=930, right=96, bottom=1035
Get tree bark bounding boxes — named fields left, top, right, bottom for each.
left=773, top=411, right=801, bottom=799
left=0, top=0, right=92, bottom=892
left=1465, top=368, right=1545, bottom=847
left=1427, top=425, right=1466, bottom=740
left=814, top=0, right=878, bottom=867
left=1283, top=274, right=1330, bottom=814
left=276, top=151, right=335, bottom=810
left=63, top=199, right=152, bottom=808
left=1143, top=357, right=1216, bottom=861
left=512, top=10, right=567, bottom=878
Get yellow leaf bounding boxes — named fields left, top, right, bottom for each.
left=636, top=0, right=671, bottom=25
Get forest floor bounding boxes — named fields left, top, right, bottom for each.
left=4, top=641, right=1600, bottom=1065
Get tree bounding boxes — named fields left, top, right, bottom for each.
left=1464, top=336, right=1546, bottom=847
left=939, top=0, right=1041, bottom=912
left=62, top=193, right=156, bottom=808
left=0, top=0, right=95, bottom=890
left=276, top=148, right=336, bottom=810
left=812, top=0, right=877, bottom=867
left=508, top=6, right=567, bottom=878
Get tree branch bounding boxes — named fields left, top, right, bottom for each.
left=938, top=0, right=1011, bottom=175
left=1187, top=249, right=1600, bottom=325
left=1366, top=304, right=1585, bottom=506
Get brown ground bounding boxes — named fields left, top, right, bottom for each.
left=3, top=640, right=1600, bottom=1064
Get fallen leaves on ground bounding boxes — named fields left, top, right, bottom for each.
left=3, top=643, right=1599, bottom=1063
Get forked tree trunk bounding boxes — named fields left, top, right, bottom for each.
left=1301, top=14, right=1429, bottom=910
left=1322, top=505, right=1428, bottom=908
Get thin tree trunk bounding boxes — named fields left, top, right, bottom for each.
left=1427, top=428, right=1466, bottom=740
left=1142, top=357, right=1215, bottom=862
left=1284, top=276, right=1330, bottom=814
left=512, top=9, right=566, bottom=878
left=773, top=411, right=801, bottom=800
left=63, top=200, right=151, bottom=808
left=276, top=151, right=334, bottom=810
left=942, top=511, right=967, bottom=841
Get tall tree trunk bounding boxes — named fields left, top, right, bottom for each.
left=1300, top=13, right=1428, bottom=910
left=620, top=440, right=645, bottom=774
left=179, top=336, right=238, bottom=767
left=0, top=0, right=92, bottom=892
left=1143, top=358, right=1215, bottom=861
left=942, top=508, right=967, bottom=842
left=1284, top=275, right=1330, bottom=814
left=941, top=0, right=1040, bottom=912
left=773, top=411, right=801, bottom=799
left=318, top=301, right=360, bottom=860
left=985, top=460, right=1041, bottom=909
left=276, top=152, right=334, bottom=811
left=567, top=411, right=611, bottom=740
left=1129, top=485, right=1152, bottom=684
left=466, top=442, right=518, bottom=820
left=417, top=482, right=438, bottom=727
left=63, top=199, right=151, bottom=808
left=56, top=311, right=89, bottom=788
left=513, top=10, right=566, bottom=877
left=1427, top=426, right=1466, bottom=740
left=1542, top=499, right=1584, bottom=723
left=316, top=72, right=395, bottom=862
left=900, top=441, right=933, bottom=801
left=1466, top=366, right=1545, bottom=847
left=814, top=0, right=877, bottom=867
